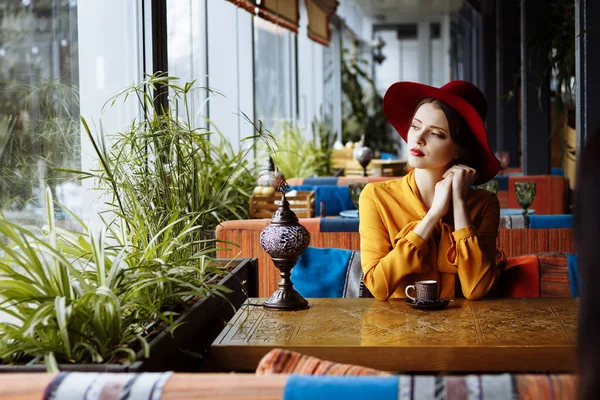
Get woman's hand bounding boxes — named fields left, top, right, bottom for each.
left=443, top=164, right=478, bottom=203
left=429, top=174, right=454, bottom=220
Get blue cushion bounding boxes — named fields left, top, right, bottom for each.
left=289, top=185, right=354, bottom=217
left=568, top=254, right=580, bottom=297
left=528, top=214, right=573, bottom=228
left=303, top=177, right=339, bottom=186
left=380, top=152, right=399, bottom=160
left=284, top=375, right=398, bottom=400
left=292, top=247, right=353, bottom=298
left=551, top=167, right=565, bottom=176
left=320, top=218, right=360, bottom=232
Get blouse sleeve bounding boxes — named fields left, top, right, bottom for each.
left=449, top=191, right=500, bottom=300
left=358, top=184, right=431, bottom=300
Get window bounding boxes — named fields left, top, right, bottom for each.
left=0, top=0, right=80, bottom=225
left=167, top=0, right=207, bottom=129
left=254, top=17, right=297, bottom=133
left=322, top=24, right=341, bottom=143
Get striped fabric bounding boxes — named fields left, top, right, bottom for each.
left=538, top=252, right=574, bottom=297
left=256, top=349, right=390, bottom=376
left=515, top=374, right=577, bottom=400
left=216, top=226, right=575, bottom=297
left=43, top=372, right=173, bottom=400
left=262, top=350, right=577, bottom=400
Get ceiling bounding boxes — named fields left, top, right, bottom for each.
left=351, top=0, right=464, bottom=17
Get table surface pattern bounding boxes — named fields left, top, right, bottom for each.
left=210, top=298, right=577, bottom=372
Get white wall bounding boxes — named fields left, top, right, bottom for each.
left=206, top=0, right=254, bottom=150
left=337, top=1, right=366, bottom=40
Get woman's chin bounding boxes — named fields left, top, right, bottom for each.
left=407, top=157, right=426, bottom=168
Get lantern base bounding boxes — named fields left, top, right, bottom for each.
left=263, top=288, right=309, bottom=311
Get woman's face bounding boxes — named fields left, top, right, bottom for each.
left=406, top=102, right=461, bottom=171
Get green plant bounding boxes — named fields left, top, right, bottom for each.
left=64, top=74, right=274, bottom=245
left=0, top=188, right=233, bottom=371
left=0, top=75, right=275, bottom=371
left=267, top=121, right=330, bottom=179
left=341, top=46, right=395, bottom=154
left=312, top=115, right=335, bottom=176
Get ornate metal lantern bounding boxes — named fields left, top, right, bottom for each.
left=259, top=180, right=310, bottom=310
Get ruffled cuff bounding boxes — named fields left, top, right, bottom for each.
left=445, top=226, right=475, bottom=267
left=392, top=222, right=430, bottom=257
left=451, top=225, right=475, bottom=241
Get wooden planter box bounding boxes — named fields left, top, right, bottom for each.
left=0, top=258, right=258, bottom=373
left=249, top=191, right=315, bottom=219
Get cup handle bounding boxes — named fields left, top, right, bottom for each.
left=405, top=285, right=417, bottom=301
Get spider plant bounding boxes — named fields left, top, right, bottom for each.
left=0, top=188, right=143, bottom=370
left=61, top=74, right=275, bottom=252
left=0, top=188, right=235, bottom=371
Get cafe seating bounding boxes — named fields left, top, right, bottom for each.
left=216, top=218, right=575, bottom=297
left=499, top=214, right=573, bottom=229
left=292, top=246, right=578, bottom=299
left=254, top=349, right=576, bottom=399
left=2, top=364, right=576, bottom=400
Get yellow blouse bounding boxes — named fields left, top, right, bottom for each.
left=359, top=170, right=500, bottom=301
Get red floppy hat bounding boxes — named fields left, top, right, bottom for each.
left=383, top=80, right=500, bottom=184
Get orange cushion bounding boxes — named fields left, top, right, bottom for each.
left=490, top=255, right=540, bottom=298
left=256, top=349, right=389, bottom=376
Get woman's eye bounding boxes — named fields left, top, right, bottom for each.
left=432, top=132, right=444, bottom=138
left=411, top=124, right=419, bottom=130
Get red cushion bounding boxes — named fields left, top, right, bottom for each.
left=490, top=255, right=540, bottom=298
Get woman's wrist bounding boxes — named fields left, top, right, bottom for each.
left=425, top=208, right=444, bottom=222
left=452, top=189, right=466, bottom=204
left=453, top=198, right=472, bottom=230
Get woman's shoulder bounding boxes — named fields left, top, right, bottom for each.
left=366, top=176, right=406, bottom=190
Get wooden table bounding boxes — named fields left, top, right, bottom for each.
left=209, top=298, right=577, bottom=372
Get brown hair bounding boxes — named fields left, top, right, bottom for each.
left=412, top=98, right=480, bottom=169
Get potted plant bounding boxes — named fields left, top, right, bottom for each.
left=0, top=188, right=257, bottom=372
left=0, top=74, right=273, bottom=371
left=266, top=121, right=331, bottom=179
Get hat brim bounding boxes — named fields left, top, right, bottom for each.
left=383, top=81, right=500, bottom=185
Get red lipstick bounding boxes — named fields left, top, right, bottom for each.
left=410, top=148, right=424, bottom=157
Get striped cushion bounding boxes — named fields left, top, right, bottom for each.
left=539, top=252, right=573, bottom=297
left=515, top=374, right=577, bottom=399
left=260, top=350, right=576, bottom=399
left=256, top=349, right=390, bottom=376
left=43, top=372, right=173, bottom=400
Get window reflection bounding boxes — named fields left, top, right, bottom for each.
left=0, top=0, right=80, bottom=225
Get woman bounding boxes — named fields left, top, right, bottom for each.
left=359, top=80, right=500, bottom=301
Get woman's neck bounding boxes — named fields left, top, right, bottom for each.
left=413, top=168, right=446, bottom=210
